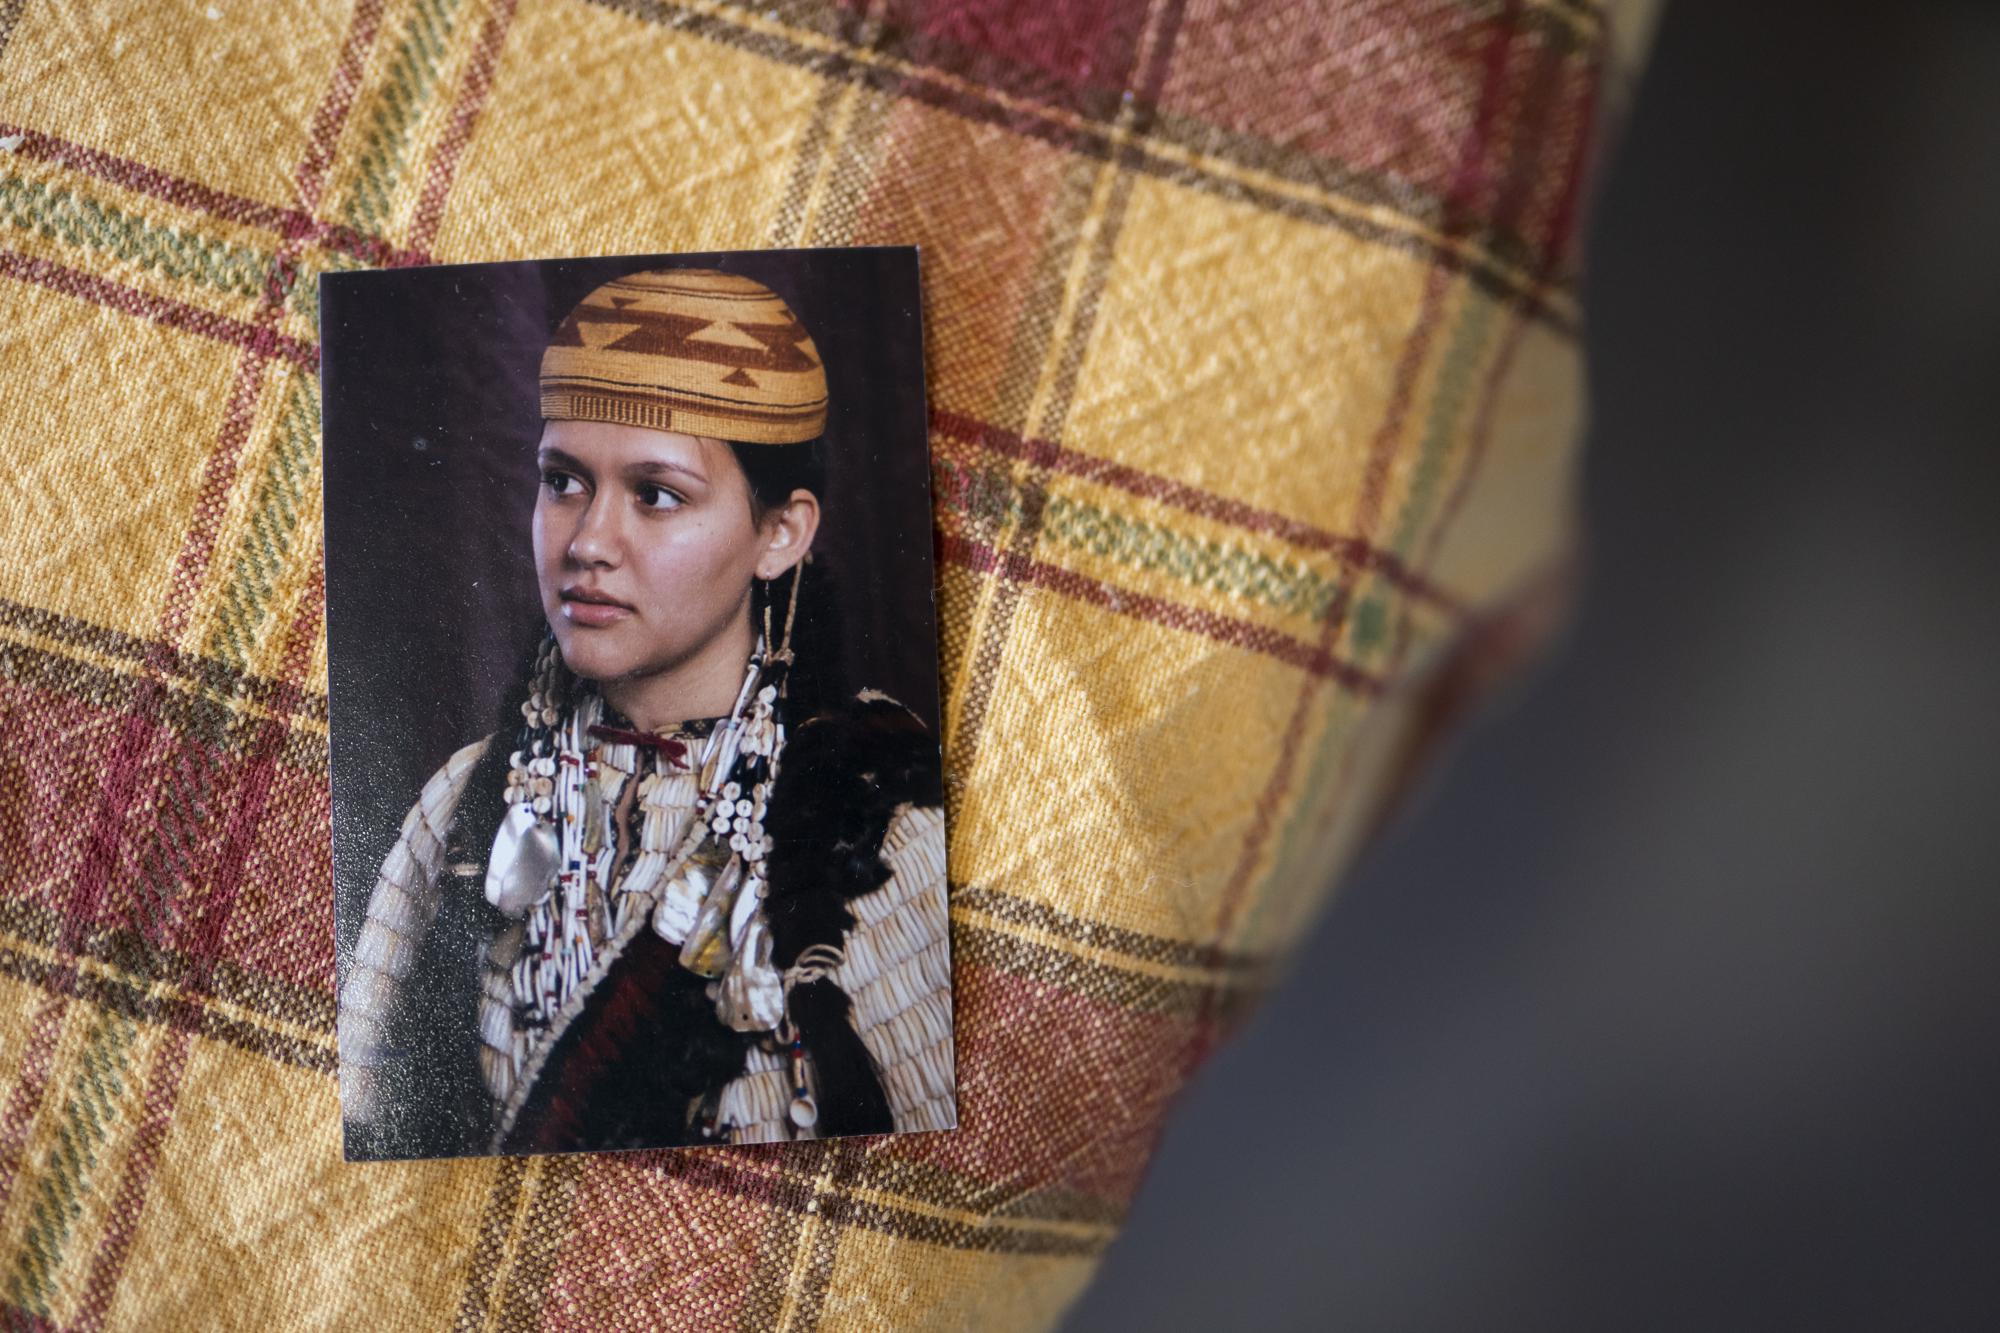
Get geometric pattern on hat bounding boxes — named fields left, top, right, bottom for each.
left=540, top=268, right=828, bottom=444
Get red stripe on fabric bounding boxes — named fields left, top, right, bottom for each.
left=158, top=357, right=275, bottom=645
left=0, top=250, right=318, bottom=370
left=836, top=0, right=1152, bottom=95
left=59, top=686, right=177, bottom=958
left=938, top=531, right=1385, bottom=695
left=3, top=125, right=297, bottom=231
left=61, top=636, right=338, bottom=1330
left=0, top=685, right=223, bottom=947
left=0, top=122, right=430, bottom=269
left=407, top=0, right=521, bottom=252
left=885, top=960, right=1187, bottom=1204
left=0, top=674, right=129, bottom=921
left=931, top=406, right=1464, bottom=612
left=0, top=989, right=75, bottom=1227
left=1160, top=0, right=1497, bottom=219
left=219, top=753, right=333, bottom=999
left=294, top=0, right=389, bottom=214
left=50, top=712, right=236, bottom=948
left=544, top=1155, right=766, bottom=1331
left=170, top=573, right=323, bottom=977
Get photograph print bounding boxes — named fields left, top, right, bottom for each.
left=321, top=249, right=956, bottom=1161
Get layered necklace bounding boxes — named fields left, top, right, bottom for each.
left=483, top=632, right=790, bottom=1044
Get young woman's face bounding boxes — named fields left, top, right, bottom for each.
left=532, top=419, right=800, bottom=687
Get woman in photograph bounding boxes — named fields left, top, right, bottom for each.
left=337, top=268, right=954, bottom=1157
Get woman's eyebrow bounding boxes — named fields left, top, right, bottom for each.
left=624, top=458, right=707, bottom=485
left=537, top=445, right=590, bottom=474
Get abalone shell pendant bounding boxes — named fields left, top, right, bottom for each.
left=485, top=801, right=559, bottom=917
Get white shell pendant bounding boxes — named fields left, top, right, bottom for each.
left=485, top=801, right=559, bottom=917
left=712, top=918, right=785, bottom=1033
left=652, top=863, right=710, bottom=945
left=788, top=1095, right=818, bottom=1129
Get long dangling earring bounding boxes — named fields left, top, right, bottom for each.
left=760, top=578, right=775, bottom=662
left=770, top=556, right=805, bottom=671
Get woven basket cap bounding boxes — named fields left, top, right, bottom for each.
left=540, top=268, right=828, bottom=444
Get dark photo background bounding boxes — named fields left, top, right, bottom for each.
left=320, top=247, right=938, bottom=966
left=1072, top=2, right=2000, bottom=1329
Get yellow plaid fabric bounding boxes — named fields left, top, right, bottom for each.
left=0, top=0, right=1656, bottom=1327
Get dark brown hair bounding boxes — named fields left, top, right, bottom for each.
left=725, top=436, right=841, bottom=717
left=727, top=436, right=826, bottom=527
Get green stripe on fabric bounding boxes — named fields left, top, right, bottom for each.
left=206, top=372, right=321, bottom=673
left=935, top=455, right=1345, bottom=623
left=1347, top=289, right=1502, bottom=657
left=0, top=169, right=366, bottom=321
left=2, top=1010, right=139, bottom=1319
left=0, top=170, right=269, bottom=300
left=285, top=249, right=368, bottom=329
left=343, top=0, right=466, bottom=234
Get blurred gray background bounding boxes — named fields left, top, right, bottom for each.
left=1069, top=2, right=2000, bottom=1328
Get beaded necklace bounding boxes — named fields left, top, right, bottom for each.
left=481, top=572, right=813, bottom=1131
left=486, top=639, right=785, bottom=1040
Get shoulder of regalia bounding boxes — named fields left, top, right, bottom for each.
left=827, top=799, right=955, bottom=1133
left=760, top=688, right=943, bottom=922
left=745, top=692, right=955, bottom=1139
left=777, top=688, right=945, bottom=815
left=337, top=732, right=493, bottom=1131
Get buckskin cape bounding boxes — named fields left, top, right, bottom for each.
left=0, top=1, right=1658, bottom=1328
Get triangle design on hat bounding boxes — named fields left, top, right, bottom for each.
left=578, top=320, right=640, bottom=350
left=686, top=320, right=768, bottom=350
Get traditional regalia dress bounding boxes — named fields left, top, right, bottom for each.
left=337, top=643, right=954, bottom=1156
left=335, top=267, right=956, bottom=1157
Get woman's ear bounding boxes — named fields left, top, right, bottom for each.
left=755, top=488, right=821, bottom=580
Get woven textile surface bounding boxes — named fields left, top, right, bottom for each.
left=0, top=0, right=1654, bottom=1328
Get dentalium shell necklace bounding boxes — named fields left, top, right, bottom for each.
left=491, top=632, right=787, bottom=1040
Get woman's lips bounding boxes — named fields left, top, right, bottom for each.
left=561, top=592, right=634, bottom=628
